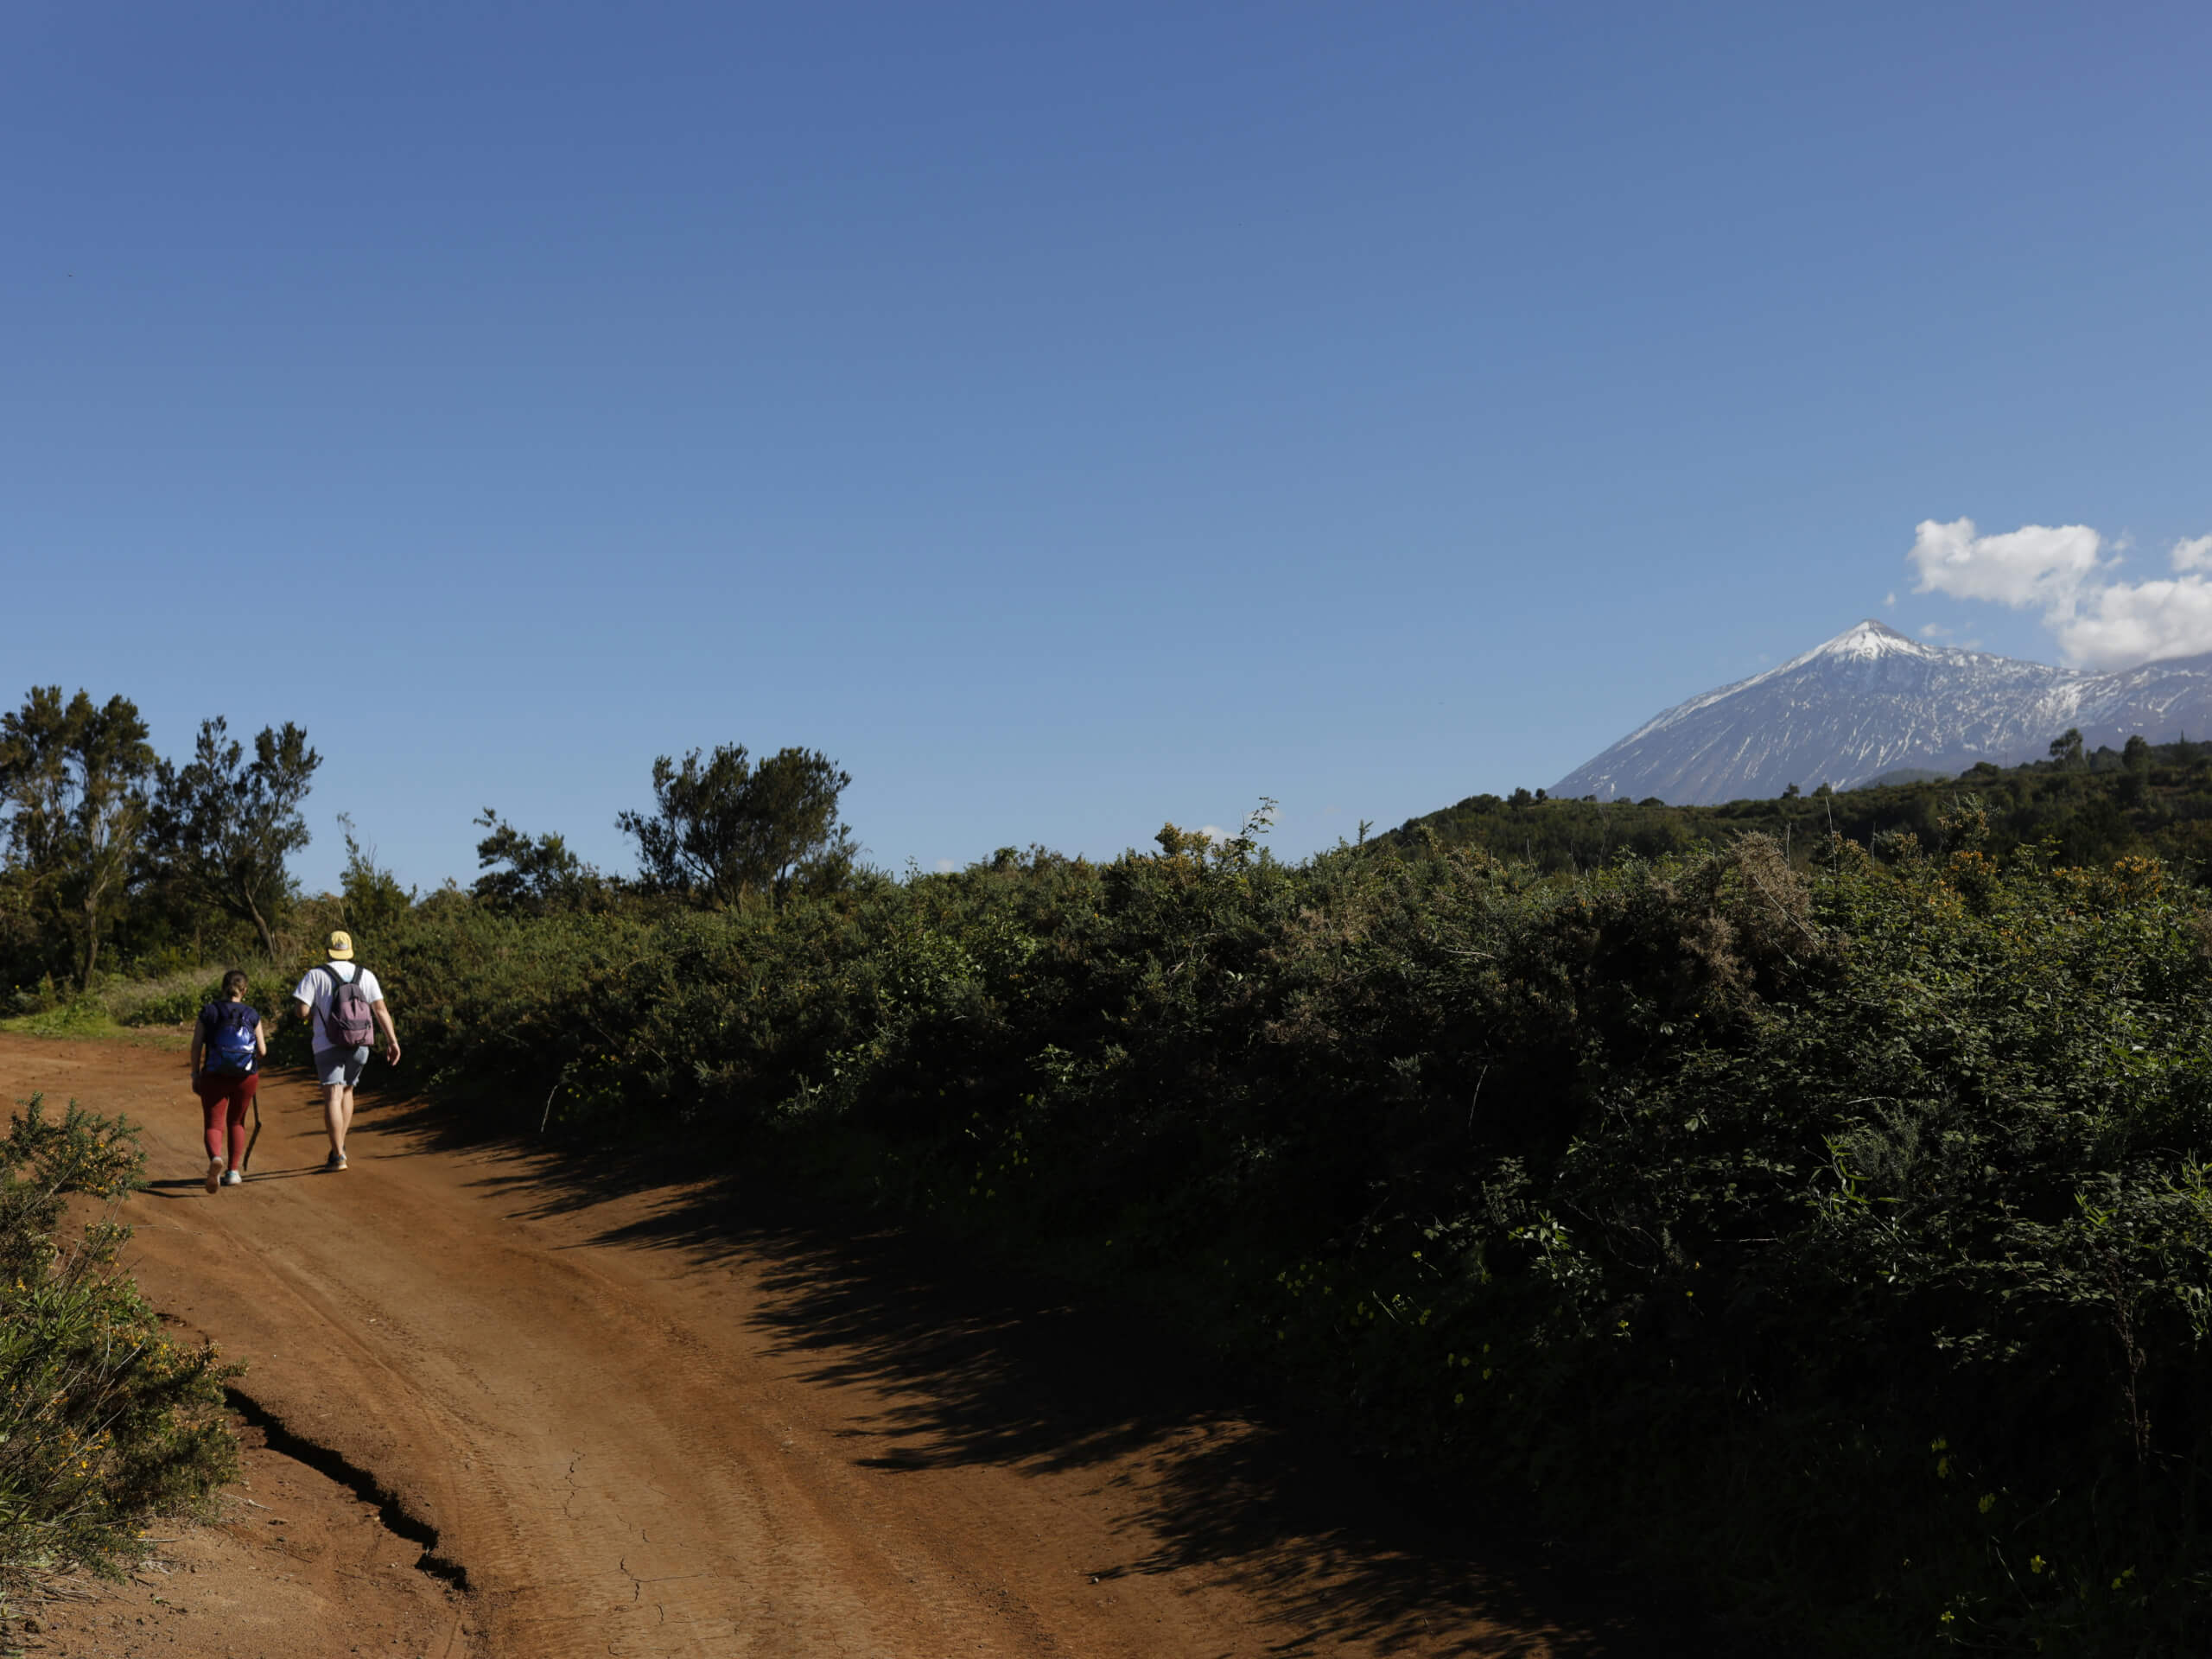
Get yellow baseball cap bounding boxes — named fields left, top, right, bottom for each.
left=327, top=930, right=355, bottom=961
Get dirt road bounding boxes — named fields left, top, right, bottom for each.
left=3, top=1035, right=1671, bottom=1659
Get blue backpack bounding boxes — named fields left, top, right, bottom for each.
left=203, top=1001, right=259, bottom=1077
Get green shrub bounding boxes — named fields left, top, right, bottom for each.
left=178, top=828, right=2212, bottom=1652
left=0, top=1099, right=236, bottom=1605
left=107, top=969, right=297, bottom=1035
left=107, top=975, right=215, bottom=1029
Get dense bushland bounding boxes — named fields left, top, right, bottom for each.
left=21, top=696, right=2212, bottom=1649
left=275, top=809, right=2212, bottom=1653
left=0, top=1101, right=235, bottom=1605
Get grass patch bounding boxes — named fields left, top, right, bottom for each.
left=0, top=968, right=289, bottom=1049
left=0, top=999, right=185, bottom=1049
left=0, top=999, right=130, bottom=1042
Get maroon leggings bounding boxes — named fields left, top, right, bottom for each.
left=196, top=1073, right=258, bottom=1166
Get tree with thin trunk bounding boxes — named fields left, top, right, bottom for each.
left=618, top=744, right=855, bottom=908
left=334, top=814, right=414, bottom=938
left=0, top=688, right=156, bottom=984
left=147, top=718, right=321, bottom=959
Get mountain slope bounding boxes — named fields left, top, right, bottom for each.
left=1554, top=620, right=2212, bottom=804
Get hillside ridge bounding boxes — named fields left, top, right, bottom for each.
left=1554, top=621, right=2212, bottom=803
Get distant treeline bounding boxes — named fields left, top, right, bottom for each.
left=0, top=679, right=855, bottom=999
left=1397, top=730, right=2212, bottom=877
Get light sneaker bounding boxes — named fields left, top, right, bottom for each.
left=220, top=1169, right=244, bottom=1186
left=206, top=1157, right=225, bottom=1193
left=325, top=1150, right=348, bottom=1172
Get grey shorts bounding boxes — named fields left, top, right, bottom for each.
left=314, top=1046, right=371, bottom=1088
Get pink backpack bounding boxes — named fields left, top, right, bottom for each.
left=326, top=965, right=376, bottom=1047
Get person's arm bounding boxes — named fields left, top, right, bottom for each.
left=188, top=1022, right=204, bottom=1084
left=254, top=1018, right=269, bottom=1061
left=371, top=999, right=401, bottom=1067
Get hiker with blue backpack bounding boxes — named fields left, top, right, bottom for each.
left=190, top=969, right=266, bottom=1192
left=291, top=930, right=401, bottom=1172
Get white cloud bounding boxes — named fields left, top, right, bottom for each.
left=1908, top=518, right=2105, bottom=613
left=1883, top=590, right=1897, bottom=608
left=1918, top=622, right=1952, bottom=639
left=1198, top=824, right=1230, bottom=844
left=2055, top=579, right=2212, bottom=672
left=1904, top=519, right=2212, bottom=671
left=933, top=858, right=956, bottom=873
left=2171, top=535, right=2212, bottom=573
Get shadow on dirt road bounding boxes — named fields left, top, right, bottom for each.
left=367, top=1089, right=1710, bottom=1658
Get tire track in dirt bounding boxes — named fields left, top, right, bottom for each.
left=3, top=1035, right=1678, bottom=1658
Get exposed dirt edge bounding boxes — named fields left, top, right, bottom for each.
left=222, top=1384, right=474, bottom=1592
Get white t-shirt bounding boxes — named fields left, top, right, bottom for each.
left=295, top=962, right=385, bottom=1052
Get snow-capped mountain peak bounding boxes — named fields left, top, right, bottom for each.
left=1805, top=619, right=1932, bottom=663
left=1548, top=624, right=2212, bottom=804
left=1732, top=618, right=1941, bottom=693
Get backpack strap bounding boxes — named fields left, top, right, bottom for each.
left=315, top=964, right=344, bottom=1041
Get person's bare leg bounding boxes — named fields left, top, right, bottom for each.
left=324, top=1083, right=350, bottom=1162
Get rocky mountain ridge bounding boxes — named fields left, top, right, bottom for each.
left=1553, top=620, right=2212, bottom=804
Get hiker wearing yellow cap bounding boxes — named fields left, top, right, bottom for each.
left=291, top=931, right=401, bottom=1171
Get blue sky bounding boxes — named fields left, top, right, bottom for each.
left=5, top=3, right=2209, bottom=888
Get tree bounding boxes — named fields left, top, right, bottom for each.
left=2120, top=733, right=2154, bottom=805
left=335, top=815, right=414, bottom=938
left=146, top=718, right=320, bottom=959
left=473, top=809, right=599, bottom=915
left=2050, top=728, right=2085, bottom=767
left=617, top=745, right=855, bottom=908
left=0, top=688, right=156, bottom=984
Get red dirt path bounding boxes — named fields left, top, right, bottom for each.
left=1, top=1034, right=1678, bottom=1659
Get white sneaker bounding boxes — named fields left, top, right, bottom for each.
left=221, top=1169, right=244, bottom=1186
left=206, top=1157, right=224, bottom=1193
